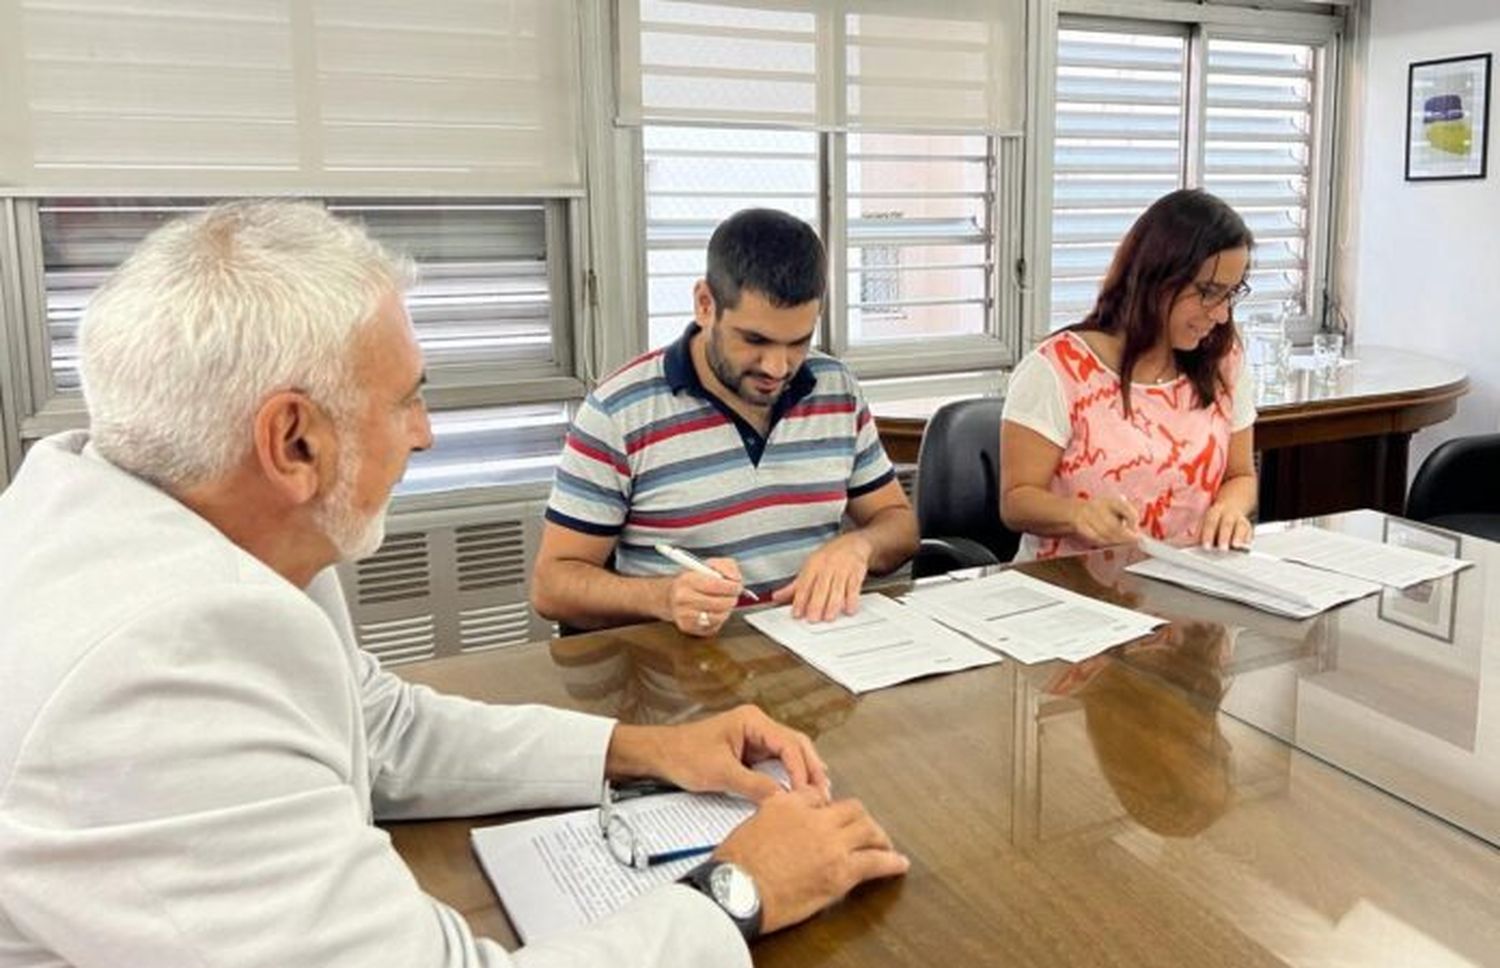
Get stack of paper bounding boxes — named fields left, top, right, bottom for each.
left=901, top=570, right=1165, bottom=663
left=1127, top=537, right=1380, bottom=619
left=1252, top=526, right=1470, bottom=588
left=745, top=593, right=1001, bottom=693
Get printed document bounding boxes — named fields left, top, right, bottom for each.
left=901, top=570, right=1164, bottom=663
left=1252, top=526, right=1470, bottom=588
left=472, top=766, right=784, bottom=943
left=1128, top=537, right=1380, bottom=619
left=745, top=593, right=1001, bottom=692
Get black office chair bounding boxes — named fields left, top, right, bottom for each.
left=1405, top=432, right=1500, bottom=542
left=910, top=398, right=1021, bottom=579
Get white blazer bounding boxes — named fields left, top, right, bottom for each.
left=0, top=432, right=747, bottom=968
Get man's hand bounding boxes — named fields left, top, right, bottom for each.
left=770, top=533, right=872, bottom=622
left=606, top=704, right=829, bottom=801
left=1200, top=502, right=1252, bottom=550
left=714, top=787, right=909, bottom=934
left=662, top=557, right=744, bottom=637
left=1071, top=495, right=1140, bottom=546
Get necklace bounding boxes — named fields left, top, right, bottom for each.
left=1143, top=359, right=1178, bottom=384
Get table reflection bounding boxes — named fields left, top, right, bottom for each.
left=1210, top=512, right=1496, bottom=847
left=547, top=621, right=856, bottom=738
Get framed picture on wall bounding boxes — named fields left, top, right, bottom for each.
left=1406, top=52, right=1492, bottom=181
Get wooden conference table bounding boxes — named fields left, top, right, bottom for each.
left=388, top=510, right=1500, bottom=966
left=873, top=346, right=1469, bottom=523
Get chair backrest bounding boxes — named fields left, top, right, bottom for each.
left=1406, top=432, right=1500, bottom=520
left=914, top=397, right=1020, bottom=563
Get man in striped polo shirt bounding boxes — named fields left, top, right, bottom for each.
left=532, top=209, right=918, bottom=637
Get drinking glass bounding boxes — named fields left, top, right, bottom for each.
left=1312, top=332, right=1344, bottom=374
left=1241, top=314, right=1290, bottom=402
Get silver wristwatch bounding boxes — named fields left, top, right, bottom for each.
left=680, top=860, right=763, bottom=941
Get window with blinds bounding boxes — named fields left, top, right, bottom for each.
left=641, top=127, right=999, bottom=353
left=623, top=0, right=1022, bottom=370
left=1049, top=26, right=1322, bottom=331
left=2, top=0, right=582, bottom=194
left=620, top=0, right=1024, bottom=132
left=37, top=199, right=213, bottom=394
left=847, top=133, right=994, bottom=345
left=1203, top=39, right=1317, bottom=321
left=34, top=197, right=571, bottom=493
left=328, top=200, right=557, bottom=369
left=1050, top=28, right=1186, bottom=330
left=642, top=126, right=819, bottom=349
left=398, top=403, right=571, bottom=496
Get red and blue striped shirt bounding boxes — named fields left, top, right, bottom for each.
left=545, top=325, right=896, bottom=599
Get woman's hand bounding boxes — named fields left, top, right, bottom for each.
left=1071, top=495, right=1141, bottom=546
left=1200, top=502, right=1252, bottom=550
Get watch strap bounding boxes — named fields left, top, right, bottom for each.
left=679, top=860, right=763, bottom=942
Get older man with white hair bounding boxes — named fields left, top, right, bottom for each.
left=0, top=201, right=907, bottom=967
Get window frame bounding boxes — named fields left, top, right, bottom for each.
left=1029, top=0, right=1344, bottom=345
left=0, top=201, right=25, bottom=487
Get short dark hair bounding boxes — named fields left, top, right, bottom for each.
left=704, top=208, right=826, bottom=316
left=1075, top=188, right=1254, bottom=414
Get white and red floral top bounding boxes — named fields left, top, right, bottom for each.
left=1002, top=330, right=1255, bottom=560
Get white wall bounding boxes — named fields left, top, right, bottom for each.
left=1353, top=0, right=1500, bottom=473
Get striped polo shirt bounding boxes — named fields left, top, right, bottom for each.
left=544, top=324, right=896, bottom=599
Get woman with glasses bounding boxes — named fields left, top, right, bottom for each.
left=999, top=188, right=1258, bottom=559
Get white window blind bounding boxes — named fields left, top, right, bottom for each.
left=1, top=0, right=581, bottom=194
left=1050, top=28, right=1186, bottom=330
left=1203, top=39, right=1317, bottom=320
left=617, top=0, right=1024, bottom=134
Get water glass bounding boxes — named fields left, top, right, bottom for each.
left=1312, top=333, right=1344, bottom=373
left=1241, top=314, right=1290, bottom=401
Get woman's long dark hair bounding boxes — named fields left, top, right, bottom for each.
left=1072, top=189, right=1254, bottom=415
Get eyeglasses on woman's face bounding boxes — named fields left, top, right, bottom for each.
left=1192, top=280, right=1252, bottom=309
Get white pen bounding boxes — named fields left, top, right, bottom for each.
left=653, top=543, right=761, bottom=602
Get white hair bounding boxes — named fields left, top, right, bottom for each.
left=80, top=199, right=415, bottom=489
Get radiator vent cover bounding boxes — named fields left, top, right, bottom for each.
left=353, top=530, right=431, bottom=604
left=456, top=520, right=528, bottom=592
left=338, top=500, right=549, bottom=664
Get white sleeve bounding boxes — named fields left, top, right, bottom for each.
left=1230, top=357, right=1257, bottom=432
left=0, top=582, right=748, bottom=968
left=1001, top=351, right=1071, bottom=448
left=305, top=568, right=619, bottom=820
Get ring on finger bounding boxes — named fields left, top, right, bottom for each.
left=696, top=609, right=711, bottom=628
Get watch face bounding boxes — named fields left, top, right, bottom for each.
left=710, top=863, right=760, bottom=920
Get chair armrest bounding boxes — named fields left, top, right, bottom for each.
left=912, top=536, right=1001, bottom=579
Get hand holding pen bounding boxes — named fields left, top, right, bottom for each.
left=1073, top=494, right=1141, bottom=547
left=656, top=543, right=756, bottom=637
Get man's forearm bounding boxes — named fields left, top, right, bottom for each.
left=531, top=559, right=672, bottom=630
left=851, top=506, right=919, bottom=574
